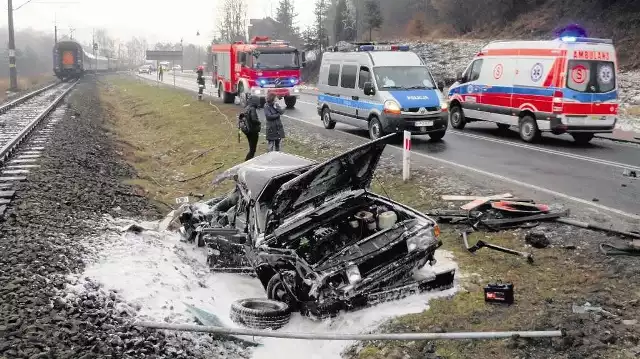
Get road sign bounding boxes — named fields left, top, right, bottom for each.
left=146, top=50, right=183, bottom=61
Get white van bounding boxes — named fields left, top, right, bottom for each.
left=447, top=36, right=618, bottom=144
left=317, top=44, right=449, bottom=140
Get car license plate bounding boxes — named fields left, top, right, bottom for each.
left=415, top=120, right=433, bottom=127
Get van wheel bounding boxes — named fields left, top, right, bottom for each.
left=571, top=133, right=594, bottom=145
left=519, top=115, right=541, bottom=143
left=428, top=129, right=446, bottom=141
left=369, top=117, right=384, bottom=140
left=449, top=106, right=466, bottom=129
left=321, top=108, right=336, bottom=129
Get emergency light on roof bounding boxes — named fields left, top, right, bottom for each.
left=357, top=44, right=410, bottom=52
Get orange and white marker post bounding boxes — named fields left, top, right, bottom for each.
left=403, top=130, right=411, bottom=181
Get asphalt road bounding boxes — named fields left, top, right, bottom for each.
left=136, top=72, right=640, bottom=220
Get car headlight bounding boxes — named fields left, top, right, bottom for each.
left=406, top=226, right=436, bottom=252
left=383, top=100, right=401, bottom=115
left=253, top=89, right=263, bottom=95
left=346, top=264, right=361, bottom=284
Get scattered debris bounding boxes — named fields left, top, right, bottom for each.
left=441, top=193, right=512, bottom=201
left=461, top=231, right=534, bottom=263
left=525, top=231, right=550, bottom=249
left=572, top=302, right=617, bottom=318
left=123, top=223, right=147, bottom=234
left=556, top=218, right=640, bottom=239
left=599, top=240, right=640, bottom=256
left=483, top=283, right=514, bottom=305
left=623, top=168, right=637, bottom=178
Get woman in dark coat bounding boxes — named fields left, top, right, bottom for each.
left=263, top=92, right=285, bottom=151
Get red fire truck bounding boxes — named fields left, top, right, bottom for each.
left=211, top=36, right=306, bottom=109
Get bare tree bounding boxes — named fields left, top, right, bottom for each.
left=217, top=0, right=247, bottom=43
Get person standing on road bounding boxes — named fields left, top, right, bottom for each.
left=158, top=65, right=164, bottom=81
left=243, top=96, right=262, bottom=160
left=264, top=92, right=285, bottom=152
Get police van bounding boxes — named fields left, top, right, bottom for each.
left=316, top=43, right=449, bottom=140
left=448, top=36, right=618, bottom=144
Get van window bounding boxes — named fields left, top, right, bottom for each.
left=358, top=66, right=371, bottom=88
left=328, top=64, right=340, bottom=86
left=468, top=59, right=483, bottom=82
left=567, top=60, right=616, bottom=93
left=340, top=64, right=357, bottom=88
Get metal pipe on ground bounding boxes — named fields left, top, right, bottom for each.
left=134, top=322, right=564, bottom=340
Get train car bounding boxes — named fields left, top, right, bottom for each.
left=53, top=40, right=118, bottom=80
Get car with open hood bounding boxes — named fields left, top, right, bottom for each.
left=177, top=134, right=455, bottom=322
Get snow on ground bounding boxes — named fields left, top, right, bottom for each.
left=68, top=215, right=459, bottom=359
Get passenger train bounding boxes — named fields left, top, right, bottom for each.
left=53, top=40, right=119, bottom=80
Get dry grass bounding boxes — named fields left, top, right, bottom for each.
left=99, top=76, right=324, bottom=208
left=624, top=105, right=640, bottom=117
left=0, top=74, right=55, bottom=101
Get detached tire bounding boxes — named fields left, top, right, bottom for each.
left=230, top=298, right=291, bottom=330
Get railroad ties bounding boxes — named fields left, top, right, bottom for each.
left=0, top=81, right=76, bottom=217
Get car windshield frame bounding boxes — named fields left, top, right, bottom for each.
left=252, top=51, right=300, bottom=70
left=372, top=66, right=437, bottom=90
left=566, top=59, right=616, bottom=94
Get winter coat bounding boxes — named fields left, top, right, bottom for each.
left=197, top=75, right=205, bottom=86
left=264, top=102, right=285, bottom=140
left=245, top=104, right=261, bottom=134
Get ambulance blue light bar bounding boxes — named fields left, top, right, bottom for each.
left=558, top=36, right=613, bottom=44
left=358, top=44, right=410, bottom=52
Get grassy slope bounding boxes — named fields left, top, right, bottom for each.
left=0, top=74, right=56, bottom=102
left=99, top=76, right=628, bottom=359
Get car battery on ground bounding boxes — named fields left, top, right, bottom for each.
left=484, top=283, right=514, bottom=304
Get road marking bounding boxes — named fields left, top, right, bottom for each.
left=138, top=73, right=640, bottom=220
left=295, top=96, right=640, bottom=171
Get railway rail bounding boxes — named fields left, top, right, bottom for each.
left=0, top=80, right=78, bottom=216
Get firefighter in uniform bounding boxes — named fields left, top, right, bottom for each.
left=196, top=66, right=206, bottom=100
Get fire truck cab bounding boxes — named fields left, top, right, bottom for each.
left=211, top=36, right=305, bottom=109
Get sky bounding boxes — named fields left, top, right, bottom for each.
left=0, top=0, right=315, bottom=46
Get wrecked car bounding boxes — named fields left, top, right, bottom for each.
left=177, top=133, right=456, bottom=321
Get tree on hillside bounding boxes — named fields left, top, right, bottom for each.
left=363, top=0, right=383, bottom=41
left=407, top=12, right=426, bottom=37
left=275, top=0, right=298, bottom=37
left=314, top=0, right=330, bottom=50
left=217, top=0, right=247, bottom=42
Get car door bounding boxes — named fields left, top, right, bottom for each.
left=338, top=62, right=360, bottom=127
left=356, top=65, right=374, bottom=128
left=459, top=59, right=484, bottom=117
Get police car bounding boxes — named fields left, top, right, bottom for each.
left=448, top=35, right=619, bottom=144
left=316, top=43, right=448, bottom=141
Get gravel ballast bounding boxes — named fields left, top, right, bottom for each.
left=0, top=78, right=247, bottom=358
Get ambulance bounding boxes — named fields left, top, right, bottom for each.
left=447, top=36, right=618, bottom=144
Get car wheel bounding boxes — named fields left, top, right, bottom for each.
left=229, top=298, right=291, bottom=330
left=497, top=123, right=511, bottom=130
left=321, top=108, right=336, bottom=129
left=267, top=273, right=299, bottom=311
left=519, top=115, right=541, bottom=143
left=284, top=96, right=297, bottom=109
left=368, top=116, right=384, bottom=140
left=428, top=129, right=446, bottom=141
left=449, top=105, right=466, bottom=129
left=571, top=133, right=594, bottom=145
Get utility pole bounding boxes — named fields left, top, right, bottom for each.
left=7, top=0, right=18, bottom=91
left=69, top=27, right=75, bottom=40
left=54, top=13, right=57, bottom=43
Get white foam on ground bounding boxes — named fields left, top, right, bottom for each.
left=76, top=217, right=459, bottom=359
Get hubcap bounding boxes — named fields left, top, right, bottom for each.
left=371, top=122, right=380, bottom=139
left=452, top=111, right=460, bottom=125
left=522, top=122, right=533, bottom=138
left=323, top=112, right=330, bottom=126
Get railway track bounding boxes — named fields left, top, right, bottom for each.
left=0, top=80, right=78, bottom=216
